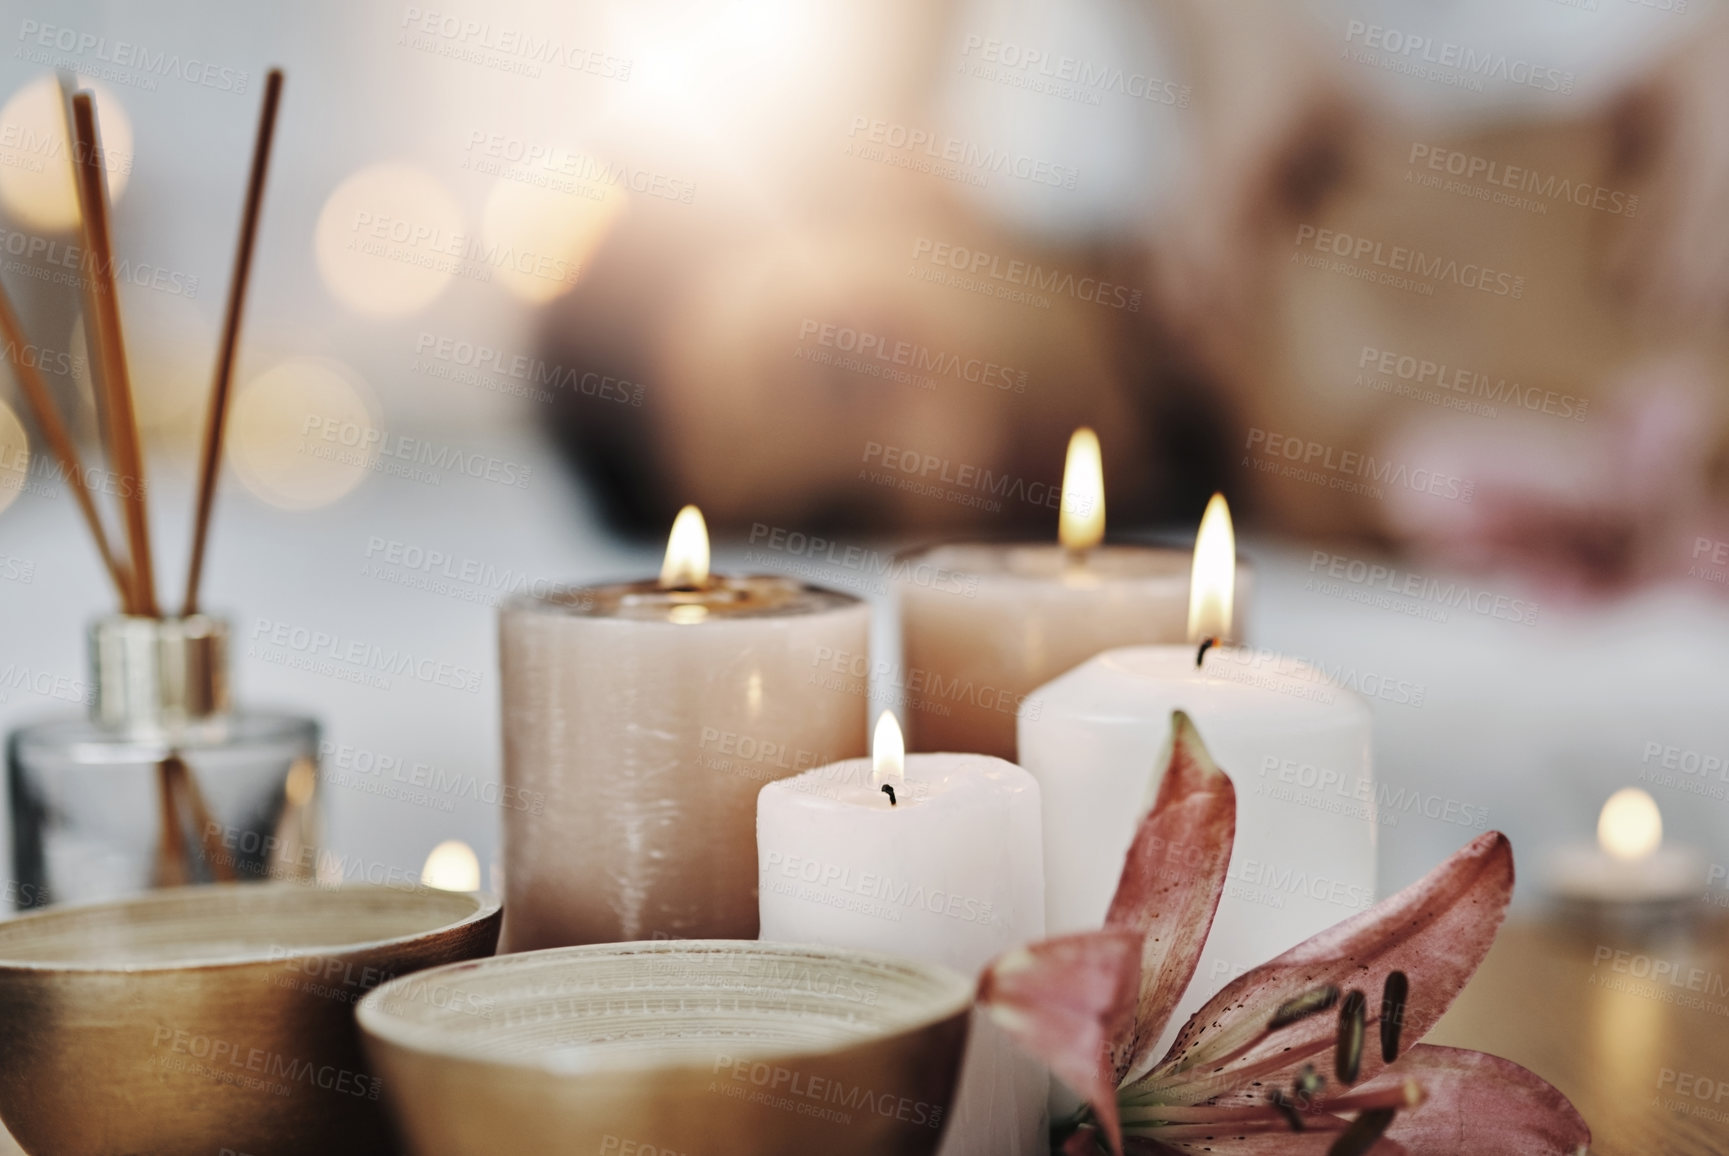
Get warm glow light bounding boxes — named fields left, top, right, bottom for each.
left=660, top=505, right=710, bottom=589
left=1187, top=493, right=1235, bottom=644
left=0, top=399, right=28, bottom=516
left=227, top=357, right=377, bottom=511
left=1058, top=427, right=1105, bottom=551
left=871, top=711, right=905, bottom=792
left=481, top=178, right=625, bottom=304
left=1598, top=788, right=1662, bottom=862
left=0, top=76, right=133, bottom=231
left=422, top=840, right=482, bottom=892
left=314, top=164, right=463, bottom=317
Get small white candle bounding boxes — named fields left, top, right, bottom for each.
left=1017, top=495, right=1377, bottom=1051
left=757, top=713, right=1046, bottom=1156
left=1548, top=788, right=1707, bottom=909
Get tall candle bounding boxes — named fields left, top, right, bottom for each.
left=1017, top=496, right=1376, bottom=1049
left=500, top=506, right=868, bottom=951
left=898, top=429, right=1248, bottom=760
left=757, top=713, right=1045, bottom=1156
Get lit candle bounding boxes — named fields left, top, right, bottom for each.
left=499, top=506, right=869, bottom=951
left=1017, top=495, right=1376, bottom=1047
left=896, top=429, right=1249, bottom=760
left=756, top=712, right=1046, bottom=1156
left=1547, top=788, right=1707, bottom=923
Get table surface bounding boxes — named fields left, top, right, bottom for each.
left=1428, top=914, right=1729, bottom=1156
left=0, top=917, right=1723, bottom=1154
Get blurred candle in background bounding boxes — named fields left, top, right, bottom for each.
left=1018, top=495, right=1376, bottom=1047
left=897, top=430, right=1249, bottom=760
left=757, top=711, right=1046, bottom=1156
left=499, top=506, right=868, bottom=951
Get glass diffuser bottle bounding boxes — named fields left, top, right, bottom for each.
left=7, top=614, right=319, bottom=910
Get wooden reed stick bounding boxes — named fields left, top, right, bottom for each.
left=68, top=90, right=157, bottom=617
left=0, top=279, right=132, bottom=602
left=152, top=755, right=191, bottom=887
left=183, top=69, right=283, bottom=617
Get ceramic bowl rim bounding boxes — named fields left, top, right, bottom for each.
left=0, top=882, right=502, bottom=974
left=356, top=938, right=974, bottom=1077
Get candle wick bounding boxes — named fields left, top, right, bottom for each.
left=1196, top=637, right=1219, bottom=668
left=881, top=783, right=897, bottom=807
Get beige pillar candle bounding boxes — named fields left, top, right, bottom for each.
left=499, top=507, right=868, bottom=951
left=898, top=431, right=1247, bottom=759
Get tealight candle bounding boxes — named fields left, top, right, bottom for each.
left=499, top=506, right=869, bottom=951
left=757, top=713, right=1045, bottom=1156
left=1547, top=788, right=1707, bottom=923
left=897, top=429, right=1248, bottom=760
left=1017, top=496, right=1376, bottom=1050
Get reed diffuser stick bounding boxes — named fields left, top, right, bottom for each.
left=68, top=91, right=156, bottom=617
left=0, top=281, right=131, bottom=602
left=183, top=69, right=284, bottom=617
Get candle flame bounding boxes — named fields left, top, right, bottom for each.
left=1058, top=427, right=1105, bottom=551
left=872, top=710, right=905, bottom=791
left=660, top=505, right=711, bottom=589
left=1598, top=788, right=1662, bottom=862
left=1187, top=493, right=1235, bottom=644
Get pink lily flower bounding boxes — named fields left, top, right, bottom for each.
left=978, top=711, right=1590, bottom=1156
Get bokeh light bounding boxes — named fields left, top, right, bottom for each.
left=314, top=163, right=463, bottom=317
left=421, top=839, right=481, bottom=891
left=0, top=399, right=29, bottom=516
left=480, top=177, right=625, bottom=305
left=227, top=355, right=377, bottom=510
left=0, top=75, right=133, bottom=232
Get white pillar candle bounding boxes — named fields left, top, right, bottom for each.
left=499, top=507, right=868, bottom=951
left=897, top=430, right=1249, bottom=760
left=1017, top=496, right=1376, bottom=1051
left=757, top=713, right=1046, bottom=1156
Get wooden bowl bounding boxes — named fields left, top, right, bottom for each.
left=358, top=940, right=973, bottom=1156
left=0, top=883, right=500, bottom=1156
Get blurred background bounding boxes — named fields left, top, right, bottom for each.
left=2, top=0, right=1728, bottom=912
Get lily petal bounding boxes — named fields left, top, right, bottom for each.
left=1133, top=831, right=1514, bottom=1105
left=978, top=929, right=1142, bottom=1154
left=1366, top=1045, right=1590, bottom=1155
left=1106, top=710, right=1238, bottom=1085
left=1123, top=1126, right=1409, bottom=1155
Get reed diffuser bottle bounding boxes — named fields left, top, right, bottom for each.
left=8, top=616, right=320, bottom=908
left=0, top=72, right=312, bottom=908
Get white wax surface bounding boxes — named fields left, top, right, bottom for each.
left=897, top=544, right=1251, bottom=760
left=1547, top=844, right=1708, bottom=904
left=1018, top=644, right=1376, bottom=1053
left=758, top=753, right=1046, bottom=1156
